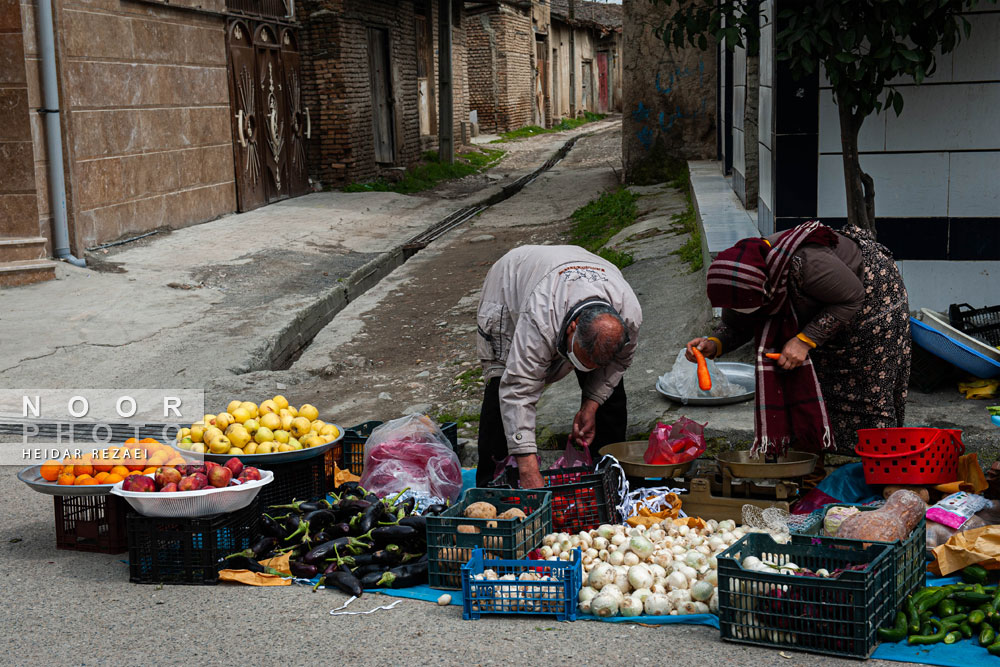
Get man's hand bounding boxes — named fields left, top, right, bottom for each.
left=571, top=399, right=600, bottom=449
left=685, top=337, right=718, bottom=362
left=516, top=454, right=545, bottom=489
left=777, top=336, right=811, bottom=370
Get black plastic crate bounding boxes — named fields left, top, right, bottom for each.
left=256, top=452, right=327, bottom=509
left=427, top=488, right=551, bottom=590
left=127, top=500, right=260, bottom=585
left=341, top=420, right=459, bottom=476
left=54, top=494, right=128, bottom=554
left=792, top=504, right=926, bottom=613
left=949, top=302, right=1000, bottom=347
left=489, top=462, right=622, bottom=534
left=718, top=533, right=895, bottom=659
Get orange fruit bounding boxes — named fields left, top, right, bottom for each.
left=93, top=472, right=110, bottom=484
left=74, top=459, right=94, bottom=477
left=110, top=465, right=130, bottom=478
left=57, top=473, right=76, bottom=486
left=76, top=477, right=98, bottom=486
left=104, top=473, right=123, bottom=484
left=93, top=457, right=114, bottom=473
left=127, top=470, right=144, bottom=477
left=124, top=437, right=137, bottom=444
left=140, top=437, right=159, bottom=444
left=73, top=474, right=93, bottom=485
left=142, top=466, right=157, bottom=475
left=40, top=460, right=62, bottom=482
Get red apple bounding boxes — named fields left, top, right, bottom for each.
left=178, top=473, right=207, bottom=492
left=204, top=461, right=221, bottom=474
left=240, top=466, right=261, bottom=482
left=130, top=475, right=157, bottom=493
left=181, top=464, right=205, bottom=476
left=224, top=457, right=244, bottom=478
left=155, top=466, right=182, bottom=488
left=160, top=482, right=178, bottom=493
left=207, top=465, right=232, bottom=488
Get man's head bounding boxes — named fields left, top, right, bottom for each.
left=566, top=304, right=628, bottom=371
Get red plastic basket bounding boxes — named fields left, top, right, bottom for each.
left=855, top=427, right=964, bottom=485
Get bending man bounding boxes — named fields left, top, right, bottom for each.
left=475, top=245, right=642, bottom=488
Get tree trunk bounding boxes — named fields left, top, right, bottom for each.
left=836, top=101, right=876, bottom=236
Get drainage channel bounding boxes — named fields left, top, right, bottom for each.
left=260, top=132, right=589, bottom=372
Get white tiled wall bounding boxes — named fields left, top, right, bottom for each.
left=759, top=145, right=773, bottom=212
left=817, top=8, right=1000, bottom=221
left=818, top=153, right=951, bottom=218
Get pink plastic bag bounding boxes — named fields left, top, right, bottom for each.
left=359, top=414, right=462, bottom=501
left=552, top=441, right=593, bottom=470
left=644, top=417, right=707, bottom=465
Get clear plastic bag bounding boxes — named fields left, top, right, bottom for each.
left=359, top=414, right=462, bottom=502
left=660, top=349, right=739, bottom=403
left=644, top=417, right=707, bottom=465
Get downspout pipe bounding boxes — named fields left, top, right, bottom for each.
left=37, top=0, right=85, bottom=267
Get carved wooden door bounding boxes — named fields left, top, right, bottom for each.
left=280, top=27, right=310, bottom=197
left=226, top=20, right=267, bottom=212
left=254, top=23, right=288, bottom=202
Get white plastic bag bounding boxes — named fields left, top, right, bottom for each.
left=659, top=349, right=739, bottom=402
left=359, top=414, right=462, bottom=501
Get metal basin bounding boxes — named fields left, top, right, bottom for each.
left=716, top=450, right=818, bottom=479
left=599, top=440, right=694, bottom=479
left=656, top=362, right=756, bottom=406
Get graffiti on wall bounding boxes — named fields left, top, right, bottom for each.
left=633, top=59, right=708, bottom=150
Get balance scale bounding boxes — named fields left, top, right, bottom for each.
left=599, top=442, right=819, bottom=523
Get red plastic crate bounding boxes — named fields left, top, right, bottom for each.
left=856, top=427, right=963, bottom=485
left=54, top=494, right=128, bottom=554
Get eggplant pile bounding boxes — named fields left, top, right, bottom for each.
left=225, top=482, right=449, bottom=597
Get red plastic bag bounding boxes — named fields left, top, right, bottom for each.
left=644, top=417, right=707, bottom=465
left=552, top=441, right=593, bottom=470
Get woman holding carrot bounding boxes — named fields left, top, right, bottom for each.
left=685, top=222, right=910, bottom=458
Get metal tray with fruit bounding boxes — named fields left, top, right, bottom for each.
left=18, top=465, right=116, bottom=497
left=172, top=397, right=344, bottom=464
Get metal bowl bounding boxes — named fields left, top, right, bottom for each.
left=17, top=465, right=115, bottom=497
left=194, top=429, right=343, bottom=465
left=716, top=450, right=818, bottom=479
left=656, top=362, right=756, bottom=406
left=598, top=440, right=694, bottom=478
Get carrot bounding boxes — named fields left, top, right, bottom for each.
left=692, top=347, right=712, bottom=391
left=765, top=353, right=781, bottom=360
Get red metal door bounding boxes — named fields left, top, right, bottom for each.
left=280, top=28, right=310, bottom=197
left=226, top=20, right=267, bottom=212
left=596, top=53, right=609, bottom=113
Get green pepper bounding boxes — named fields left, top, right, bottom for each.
left=937, top=599, right=957, bottom=617
left=906, top=597, right=921, bottom=634
left=944, top=630, right=962, bottom=644
left=919, top=610, right=933, bottom=622
left=920, top=621, right=934, bottom=636
left=953, top=591, right=993, bottom=604
left=960, top=622, right=974, bottom=639
left=909, top=619, right=947, bottom=645
left=877, top=612, right=908, bottom=643
left=980, top=626, right=997, bottom=646
left=963, top=565, right=990, bottom=585
left=989, top=640, right=1000, bottom=656
left=940, top=613, right=968, bottom=625
left=992, top=584, right=1000, bottom=612
left=969, top=609, right=987, bottom=626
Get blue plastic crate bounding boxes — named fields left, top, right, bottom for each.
left=910, top=317, right=1000, bottom=378
left=461, top=548, right=581, bottom=621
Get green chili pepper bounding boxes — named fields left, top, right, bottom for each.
left=944, top=631, right=962, bottom=644
left=969, top=609, right=987, bottom=626
left=908, top=619, right=947, bottom=645
left=960, top=623, right=973, bottom=639
left=940, top=613, right=968, bottom=625
left=877, top=612, right=908, bottom=643
left=980, top=626, right=996, bottom=646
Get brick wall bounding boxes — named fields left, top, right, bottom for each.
left=20, top=0, right=235, bottom=250
left=466, top=3, right=533, bottom=134
left=429, top=0, right=471, bottom=148
left=1, top=0, right=38, bottom=242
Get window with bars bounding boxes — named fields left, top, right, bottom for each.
left=226, top=0, right=292, bottom=19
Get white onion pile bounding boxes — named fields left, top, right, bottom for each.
left=539, top=519, right=751, bottom=617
